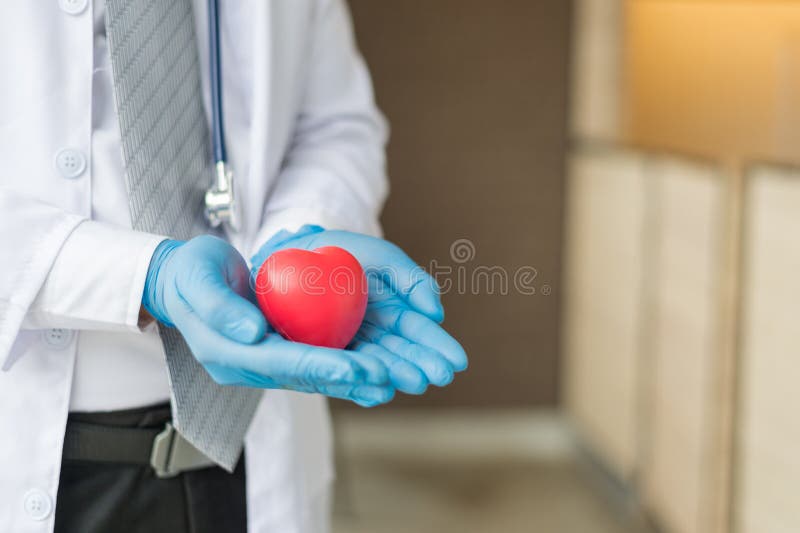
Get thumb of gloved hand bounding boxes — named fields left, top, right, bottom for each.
left=144, top=236, right=267, bottom=344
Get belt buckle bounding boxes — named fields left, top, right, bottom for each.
left=150, top=423, right=215, bottom=478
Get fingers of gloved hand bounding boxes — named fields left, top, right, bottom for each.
left=364, top=302, right=468, bottom=372
left=350, top=339, right=429, bottom=395
left=232, top=337, right=389, bottom=388
left=317, top=384, right=396, bottom=407
left=366, top=272, right=444, bottom=323
left=175, top=258, right=267, bottom=345
left=341, top=347, right=397, bottom=387
left=201, top=363, right=393, bottom=406
left=201, top=362, right=282, bottom=388
left=357, top=323, right=454, bottom=387
left=171, top=308, right=387, bottom=389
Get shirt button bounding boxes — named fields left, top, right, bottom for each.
left=55, top=148, right=87, bottom=179
left=42, top=329, right=74, bottom=349
left=58, top=0, right=88, bottom=15
left=24, top=489, right=53, bottom=521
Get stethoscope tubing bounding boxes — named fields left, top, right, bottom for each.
left=208, top=0, right=226, bottom=165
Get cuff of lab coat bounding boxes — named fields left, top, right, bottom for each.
left=22, top=220, right=166, bottom=332
left=248, top=206, right=379, bottom=260
left=1, top=212, right=84, bottom=370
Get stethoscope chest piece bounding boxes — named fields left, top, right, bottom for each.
left=203, top=0, right=238, bottom=230
left=204, top=160, right=237, bottom=229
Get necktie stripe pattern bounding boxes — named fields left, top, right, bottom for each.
left=105, top=0, right=262, bottom=471
left=107, top=0, right=206, bottom=237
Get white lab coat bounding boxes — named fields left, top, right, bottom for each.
left=0, top=1, right=388, bottom=531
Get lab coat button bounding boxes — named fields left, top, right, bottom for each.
left=55, top=148, right=87, bottom=179
left=23, top=489, right=53, bottom=521
left=42, top=328, right=73, bottom=349
left=58, top=0, right=88, bottom=15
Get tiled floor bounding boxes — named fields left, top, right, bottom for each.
left=331, top=410, right=655, bottom=533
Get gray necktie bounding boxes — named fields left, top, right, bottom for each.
left=105, top=0, right=262, bottom=471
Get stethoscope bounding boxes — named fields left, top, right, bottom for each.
left=203, top=0, right=237, bottom=229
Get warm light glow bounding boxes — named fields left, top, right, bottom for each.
left=625, top=0, right=800, bottom=167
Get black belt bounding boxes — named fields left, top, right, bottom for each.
left=62, top=406, right=217, bottom=478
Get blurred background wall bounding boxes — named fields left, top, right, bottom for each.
left=566, top=2, right=800, bottom=533
left=624, top=1, right=800, bottom=168
left=346, top=0, right=573, bottom=407
left=332, top=1, right=800, bottom=533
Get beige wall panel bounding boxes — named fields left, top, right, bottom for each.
left=563, top=147, right=647, bottom=479
left=642, top=159, right=730, bottom=533
left=736, top=166, right=800, bottom=533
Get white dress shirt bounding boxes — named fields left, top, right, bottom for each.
left=0, top=0, right=387, bottom=530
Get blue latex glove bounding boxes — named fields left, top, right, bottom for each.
left=143, top=235, right=395, bottom=407
left=251, top=226, right=469, bottom=396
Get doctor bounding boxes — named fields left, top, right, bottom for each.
left=0, top=1, right=467, bottom=532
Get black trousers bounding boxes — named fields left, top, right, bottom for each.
left=54, top=404, right=247, bottom=533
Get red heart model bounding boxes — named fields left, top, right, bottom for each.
left=254, top=246, right=368, bottom=349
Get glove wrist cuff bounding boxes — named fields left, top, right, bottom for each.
left=143, top=239, right=184, bottom=326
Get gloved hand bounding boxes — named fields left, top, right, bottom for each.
left=251, top=225, right=469, bottom=396
left=143, top=235, right=395, bottom=407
